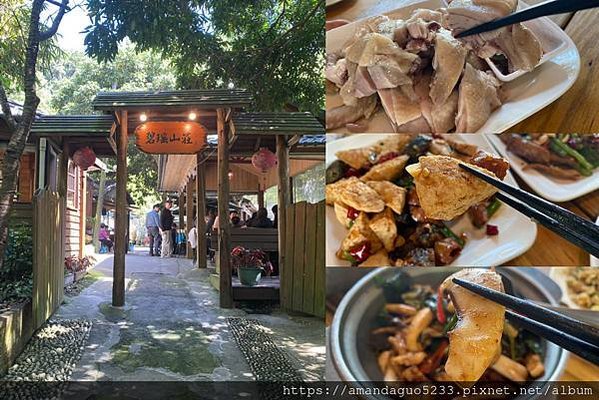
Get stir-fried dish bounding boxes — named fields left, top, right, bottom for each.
left=326, top=0, right=543, bottom=133
left=371, top=269, right=546, bottom=383
left=566, top=268, right=599, bottom=311
left=500, top=133, right=599, bottom=180
left=326, top=134, right=509, bottom=267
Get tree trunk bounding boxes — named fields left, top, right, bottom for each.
left=92, top=169, right=107, bottom=252
left=0, top=0, right=68, bottom=270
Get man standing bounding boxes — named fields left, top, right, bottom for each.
left=160, top=200, right=174, bottom=258
left=145, top=204, right=161, bottom=256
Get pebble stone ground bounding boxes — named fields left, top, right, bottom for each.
left=51, top=248, right=325, bottom=383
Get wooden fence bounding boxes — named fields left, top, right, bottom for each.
left=32, top=189, right=64, bottom=329
left=281, top=201, right=325, bottom=318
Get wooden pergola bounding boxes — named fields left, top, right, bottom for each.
left=91, top=89, right=324, bottom=308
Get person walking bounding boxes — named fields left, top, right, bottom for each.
left=160, top=200, right=174, bottom=258
left=145, top=204, right=161, bottom=256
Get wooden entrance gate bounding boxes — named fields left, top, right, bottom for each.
left=32, top=189, right=65, bottom=329
left=281, top=201, right=325, bottom=318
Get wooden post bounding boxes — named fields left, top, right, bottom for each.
left=58, top=141, right=69, bottom=276
left=180, top=190, right=186, bottom=232
left=277, top=135, right=290, bottom=296
left=113, top=110, right=128, bottom=307
left=257, top=188, right=265, bottom=209
left=196, top=155, right=207, bottom=268
left=186, top=178, right=194, bottom=259
left=79, top=170, right=87, bottom=257
left=58, top=141, right=69, bottom=198
left=217, top=108, right=233, bottom=308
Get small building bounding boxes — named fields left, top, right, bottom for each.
left=0, top=102, right=112, bottom=258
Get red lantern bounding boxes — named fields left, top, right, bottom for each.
left=251, top=148, right=277, bottom=173
left=72, top=146, right=96, bottom=170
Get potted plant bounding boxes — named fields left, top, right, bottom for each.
left=64, top=255, right=96, bottom=283
left=230, top=246, right=273, bottom=286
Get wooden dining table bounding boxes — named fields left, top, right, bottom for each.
left=326, top=0, right=599, bottom=266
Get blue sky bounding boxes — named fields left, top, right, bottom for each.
left=42, top=2, right=88, bottom=51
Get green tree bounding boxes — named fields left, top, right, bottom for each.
left=41, top=45, right=176, bottom=208
left=83, top=0, right=324, bottom=114
left=0, top=0, right=69, bottom=270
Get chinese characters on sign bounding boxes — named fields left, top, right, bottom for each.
left=134, top=121, right=206, bottom=154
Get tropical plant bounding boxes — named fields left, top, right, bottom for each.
left=0, top=224, right=33, bottom=304
left=230, top=246, right=273, bottom=275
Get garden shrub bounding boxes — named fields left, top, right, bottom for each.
left=0, top=224, right=33, bottom=305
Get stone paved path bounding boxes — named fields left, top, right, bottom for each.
left=54, top=249, right=325, bottom=381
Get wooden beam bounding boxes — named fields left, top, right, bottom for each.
left=217, top=108, right=233, bottom=308
left=186, top=179, right=194, bottom=259
left=276, top=134, right=290, bottom=297
left=79, top=170, right=87, bottom=257
left=196, top=155, right=207, bottom=268
left=113, top=110, right=128, bottom=307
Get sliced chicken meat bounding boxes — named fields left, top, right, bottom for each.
left=455, top=63, right=502, bottom=132
left=378, top=87, right=422, bottom=130
left=441, top=268, right=505, bottom=383
left=495, top=23, right=543, bottom=72
left=431, top=90, right=459, bottom=133
left=367, top=54, right=416, bottom=89
left=326, top=96, right=377, bottom=130
left=430, top=28, right=467, bottom=105
left=408, top=8, right=447, bottom=25
left=325, top=55, right=348, bottom=87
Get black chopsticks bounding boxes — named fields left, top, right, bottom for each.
left=458, top=162, right=599, bottom=258
left=452, top=277, right=599, bottom=366
left=455, top=0, right=599, bottom=38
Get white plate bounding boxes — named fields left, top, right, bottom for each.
left=326, top=134, right=538, bottom=267
left=593, top=217, right=599, bottom=267
left=326, top=0, right=581, bottom=133
left=487, top=134, right=599, bottom=202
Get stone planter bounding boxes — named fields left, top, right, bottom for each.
left=74, top=270, right=87, bottom=282
left=238, top=267, right=263, bottom=286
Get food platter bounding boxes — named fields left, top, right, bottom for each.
left=326, top=134, right=538, bottom=267
left=326, top=0, right=581, bottom=133
left=329, top=267, right=567, bottom=387
left=487, top=134, right=599, bottom=202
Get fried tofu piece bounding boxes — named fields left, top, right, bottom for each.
left=369, top=208, right=397, bottom=252
left=326, top=178, right=351, bottom=206
left=335, top=148, right=372, bottom=170
left=366, top=181, right=407, bottom=214
left=335, top=177, right=385, bottom=213
left=360, top=249, right=391, bottom=267
left=338, top=212, right=382, bottom=258
left=360, top=155, right=409, bottom=182
left=371, top=134, right=413, bottom=155
left=333, top=202, right=351, bottom=228
left=406, top=155, right=498, bottom=220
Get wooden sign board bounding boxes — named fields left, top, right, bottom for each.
left=135, top=121, right=206, bottom=154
